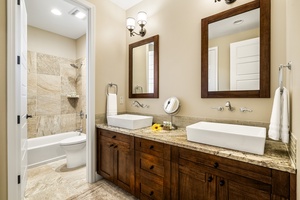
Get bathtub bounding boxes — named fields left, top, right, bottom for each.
left=27, top=131, right=80, bottom=168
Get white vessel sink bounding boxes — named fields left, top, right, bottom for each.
left=107, top=114, right=153, bottom=130
left=186, top=122, right=266, bottom=155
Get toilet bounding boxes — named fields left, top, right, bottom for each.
left=60, top=134, right=86, bottom=168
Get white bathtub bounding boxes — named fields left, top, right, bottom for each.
left=27, top=131, right=80, bottom=168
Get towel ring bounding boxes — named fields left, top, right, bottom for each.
left=106, top=83, right=118, bottom=95
left=279, top=62, right=292, bottom=95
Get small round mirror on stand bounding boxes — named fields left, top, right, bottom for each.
left=163, top=97, right=180, bottom=130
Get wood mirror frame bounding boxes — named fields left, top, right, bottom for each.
left=201, top=0, right=270, bottom=98
left=129, top=35, right=159, bottom=98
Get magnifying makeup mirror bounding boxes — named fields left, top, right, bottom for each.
left=163, top=97, right=180, bottom=129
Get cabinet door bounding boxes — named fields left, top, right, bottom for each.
left=178, top=165, right=215, bottom=200
left=114, top=139, right=135, bottom=195
left=226, top=180, right=271, bottom=200
left=98, top=136, right=114, bottom=181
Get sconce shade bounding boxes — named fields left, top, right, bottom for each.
left=126, top=17, right=136, bottom=30
left=137, top=11, right=147, bottom=25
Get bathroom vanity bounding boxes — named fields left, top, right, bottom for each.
left=96, top=125, right=296, bottom=200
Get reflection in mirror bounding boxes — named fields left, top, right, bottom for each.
left=129, top=35, right=159, bottom=98
left=201, top=0, right=270, bottom=98
left=208, top=9, right=260, bottom=91
left=132, top=42, right=154, bottom=94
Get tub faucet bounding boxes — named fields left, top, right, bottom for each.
left=225, top=101, right=234, bottom=111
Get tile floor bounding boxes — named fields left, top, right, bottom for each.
left=25, top=159, right=137, bottom=200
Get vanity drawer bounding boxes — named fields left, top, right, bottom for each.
left=179, top=147, right=272, bottom=184
left=139, top=170, right=164, bottom=200
left=135, top=138, right=170, bottom=159
left=99, top=129, right=132, bottom=144
left=138, top=152, right=164, bottom=177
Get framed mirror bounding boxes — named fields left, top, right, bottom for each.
left=129, top=35, right=159, bottom=98
left=201, top=0, right=270, bottom=98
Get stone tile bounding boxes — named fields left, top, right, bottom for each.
left=60, top=61, right=77, bottom=79
left=25, top=160, right=136, bottom=200
left=27, top=51, right=37, bottom=73
left=36, top=115, right=61, bottom=136
left=61, top=114, right=77, bottom=132
left=37, top=53, right=60, bottom=76
left=27, top=97, right=36, bottom=116
left=36, top=95, right=61, bottom=115
left=61, top=95, right=78, bottom=114
left=61, top=77, right=76, bottom=96
left=27, top=117, right=38, bottom=139
left=27, top=72, right=37, bottom=98
left=37, top=74, right=61, bottom=96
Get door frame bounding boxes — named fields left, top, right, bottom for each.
left=7, top=0, right=97, bottom=199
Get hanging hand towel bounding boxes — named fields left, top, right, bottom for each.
left=281, top=87, right=290, bottom=143
left=268, top=88, right=281, bottom=140
left=106, top=93, right=117, bottom=117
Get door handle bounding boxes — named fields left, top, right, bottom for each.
left=26, top=114, right=33, bottom=119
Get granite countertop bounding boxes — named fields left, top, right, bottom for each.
left=96, top=124, right=296, bottom=174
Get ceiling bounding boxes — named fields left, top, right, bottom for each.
left=209, top=8, right=260, bottom=39
left=25, top=0, right=143, bottom=39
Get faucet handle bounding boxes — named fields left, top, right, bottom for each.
left=211, top=106, right=224, bottom=111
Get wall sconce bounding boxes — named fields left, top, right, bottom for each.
left=215, top=0, right=236, bottom=4
left=126, top=11, right=147, bottom=37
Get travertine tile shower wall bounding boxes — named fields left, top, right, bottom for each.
left=27, top=51, right=86, bottom=138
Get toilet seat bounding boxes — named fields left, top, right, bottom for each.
left=60, top=135, right=86, bottom=146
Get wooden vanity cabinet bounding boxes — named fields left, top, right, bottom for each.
left=96, top=129, right=135, bottom=195
left=171, top=147, right=295, bottom=200
left=135, top=138, right=171, bottom=200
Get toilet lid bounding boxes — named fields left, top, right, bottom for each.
left=60, top=134, right=86, bottom=146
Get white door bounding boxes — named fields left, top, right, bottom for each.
left=208, top=47, right=218, bottom=91
left=19, top=0, right=28, bottom=198
left=230, top=37, right=259, bottom=90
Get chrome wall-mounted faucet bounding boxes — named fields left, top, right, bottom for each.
left=225, top=101, right=234, bottom=111
left=211, top=106, right=224, bottom=111
left=240, top=107, right=253, bottom=112
left=132, top=100, right=149, bottom=108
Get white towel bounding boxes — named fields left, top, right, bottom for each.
left=268, top=87, right=290, bottom=143
left=281, top=87, right=290, bottom=143
left=268, top=88, right=281, bottom=140
left=106, top=93, right=117, bottom=117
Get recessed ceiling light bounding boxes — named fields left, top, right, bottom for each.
left=51, top=8, right=62, bottom=16
left=233, top=19, right=244, bottom=25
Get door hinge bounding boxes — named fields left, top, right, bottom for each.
left=17, top=56, right=20, bottom=65
left=17, top=0, right=20, bottom=5
left=18, top=175, right=21, bottom=184
left=17, top=115, right=20, bottom=124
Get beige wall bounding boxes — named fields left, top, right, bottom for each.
left=76, top=34, right=86, bottom=59
left=90, top=0, right=127, bottom=115
left=126, top=0, right=285, bottom=123
left=286, top=0, right=300, bottom=197
left=209, top=28, right=259, bottom=91
left=28, top=26, right=77, bottom=60
left=0, top=0, right=6, bottom=198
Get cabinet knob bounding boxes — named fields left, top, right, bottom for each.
left=112, top=135, right=116, bottom=139
left=207, top=176, right=213, bottom=182
left=219, top=180, right=225, bottom=186
left=114, top=145, right=118, bottom=148
left=109, top=144, right=114, bottom=147
left=149, top=145, right=154, bottom=149
left=213, top=162, right=219, bottom=168
left=150, top=165, right=154, bottom=170
left=149, top=191, right=154, bottom=196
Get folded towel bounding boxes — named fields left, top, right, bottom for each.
left=268, top=88, right=281, bottom=140
left=281, top=87, right=290, bottom=143
left=107, top=93, right=117, bottom=117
